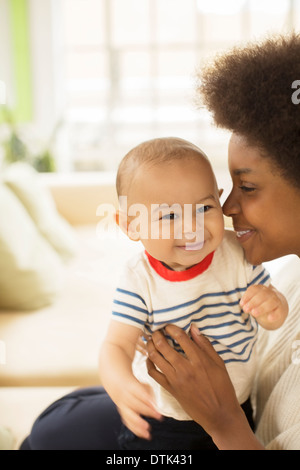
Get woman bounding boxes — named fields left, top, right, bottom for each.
left=21, top=34, right=300, bottom=450
left=146, top=34, right=300, bottom=450
left=146, top=130, right=300, bottom=449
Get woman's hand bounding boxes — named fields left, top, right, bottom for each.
left=146, top=324, right=264, bottom=449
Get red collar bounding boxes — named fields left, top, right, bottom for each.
left=145, top=251, right=214, bottom=282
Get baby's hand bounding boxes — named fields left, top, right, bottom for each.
left=240, top=284, right=288, bottom=330
left=117, top=379, right=162, bottom=440
left=135, top=333, right=150, bottom=356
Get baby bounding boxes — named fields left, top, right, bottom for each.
left=99, top=137, right=288, bottom=450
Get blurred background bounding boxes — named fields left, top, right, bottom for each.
left=1, top=0, right=300, bottom=176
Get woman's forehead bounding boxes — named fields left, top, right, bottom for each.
left=228, top=134, right=270, bottom=173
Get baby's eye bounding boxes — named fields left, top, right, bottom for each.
left=160, top=212, right=178, bottom=221
left=196, top=205, right=211, bottom=214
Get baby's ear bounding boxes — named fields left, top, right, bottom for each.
left=115, top=210, right=140, bottom=242
left=218, top=188, right=224, bottom=198
left=115, top=210, right=128, bottom=234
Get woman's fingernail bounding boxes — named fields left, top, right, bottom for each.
left=191, top=324, right=201, bottom=335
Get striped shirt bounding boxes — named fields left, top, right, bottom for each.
left=112, top=230, right=270, bottom=419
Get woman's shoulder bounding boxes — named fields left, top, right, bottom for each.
left=219, top=229, right=245, bottom=260
left=216, top=229, right=262, bottom=279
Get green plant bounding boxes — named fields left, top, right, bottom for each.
left=0, top=106, right=57, bottom=172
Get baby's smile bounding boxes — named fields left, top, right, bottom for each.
left=177, top=240, right=205, bottom=251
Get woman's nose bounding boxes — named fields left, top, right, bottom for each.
left=222, top=189, right=240, bottom=217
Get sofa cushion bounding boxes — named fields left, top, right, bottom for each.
left=3, top=163, right=77, bottom=261
left=0, top=225, right=141, bottom=386
left=0, top=183, right=64, bottom=310
left=0, top=425, right=15, bottom=450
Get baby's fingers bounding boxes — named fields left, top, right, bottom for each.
left=119, top=407, right=152, bottom=440
left=247, top=299, right=279, bottom=319
left=136, top=333, right=150, bottom=356
left=240, top=285, right=276, bottom=316
left=240, top=284, right=264, bottom=308
left=129, top=383, right=162, bottom=421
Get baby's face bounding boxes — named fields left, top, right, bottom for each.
left=126, top=156, right=224, bottom=270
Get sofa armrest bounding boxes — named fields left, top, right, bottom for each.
left=41, top=171, right=118, bottom=226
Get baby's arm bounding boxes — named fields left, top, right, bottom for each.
left=99, top=320, right=161, bottom=439
left=240, top=284, right=288, bottom=330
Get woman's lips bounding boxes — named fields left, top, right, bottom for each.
left=235, top=229, right=255, bottom=243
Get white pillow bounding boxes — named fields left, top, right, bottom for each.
left=0, top=184, right=63, bottom=310
left=0, top=426, right=14, bottom=450
left=3, top=163, right=77, bottom=262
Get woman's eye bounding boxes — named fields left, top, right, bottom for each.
left=239, top=185, right=256, bottom=193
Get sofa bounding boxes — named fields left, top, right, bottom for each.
left=0, top=163, right=299, bottom=450
left=0, top=163, right=141, bottom=449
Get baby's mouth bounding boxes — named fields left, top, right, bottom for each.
left=178, top=240, right=204, bottom=251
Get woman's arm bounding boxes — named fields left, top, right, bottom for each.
left=146, top=324, right=265, bottom=450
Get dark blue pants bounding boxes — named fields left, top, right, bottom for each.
left=118, top=397, right=254, bottom=450
left=118, top=417, right=218, bottom=450
left=20, top=387, right=254, bottom=450
left=21, top=387, right=122, bottom=450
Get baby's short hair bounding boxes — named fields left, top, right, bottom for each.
left=116, top=137, right=208, bottom=197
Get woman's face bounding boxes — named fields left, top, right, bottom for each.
left=223, top=133, right=300, bottom=265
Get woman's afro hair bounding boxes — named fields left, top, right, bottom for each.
left=197, top=33, right=300, bottom=188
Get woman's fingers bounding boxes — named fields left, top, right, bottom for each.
left=147, top=324, right=226, bottom=378
left=189, top=324, right=225, bottom=367
left=161, top=324, right=215, bottom=368
left=148, top=330, right=178, bottom=372
left=146, top=356, right=172, bottom=393
left=163, top=325, right=199, bottom=363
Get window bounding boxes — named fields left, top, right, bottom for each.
left=0, top=0, right=32, bottom=122
left=54, top=0, right=299, bottom=172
